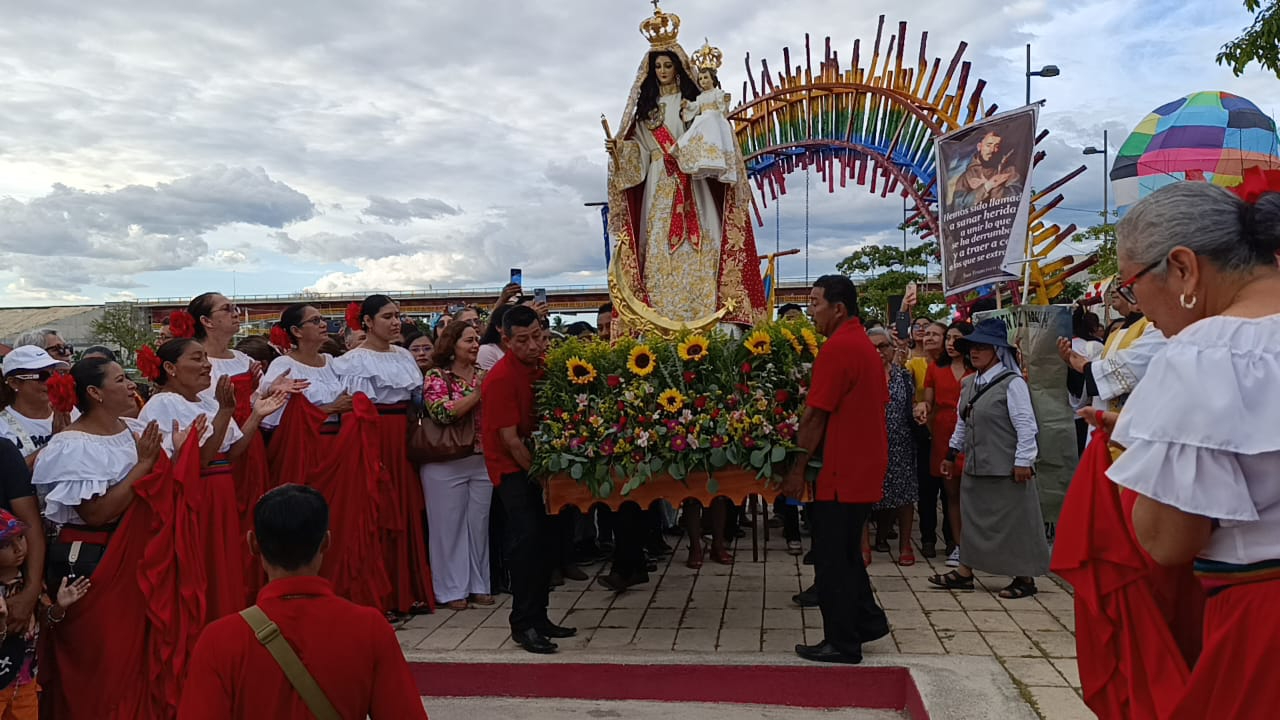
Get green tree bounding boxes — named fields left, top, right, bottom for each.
left=836, top=241, right=945, bottom=323
left=91, top=303, right=153, bottom=366
left=1217, top=1, right=1280, bottom=78
left=1076, top=223, right=1117, bottom=280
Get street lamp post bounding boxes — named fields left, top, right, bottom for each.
left=1025, top=43, right=1061, bottom=106
left=1083, top=130, right=1110, bottom=222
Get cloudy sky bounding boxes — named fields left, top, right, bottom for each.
left=1, top=0, right=1276, bottom=306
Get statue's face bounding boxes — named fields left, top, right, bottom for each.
left=697, top=70, right=714, bottom=91
left=654, top=55, right=677, bottom=85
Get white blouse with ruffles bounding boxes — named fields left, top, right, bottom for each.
left=199, top=349, right=254, bottom=405
left=259, top=354, right=347, bottom=428
left=32, top=419, right=146, bottom=525
left=137, top=392, right=243, bottom=455
left=1108, top=314, right=1280, bottom=564
left=331, top=346, right=423, bottom=405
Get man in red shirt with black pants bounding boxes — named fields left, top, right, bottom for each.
left=781, top=275, right=891, bottom=664
left=178, top=484, right=428, bottom=719
left=481, top=305, right=577, bottom=654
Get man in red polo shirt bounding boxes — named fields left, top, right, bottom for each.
left=178, top=484, right=427, bottom=719
left=481, top=304, right=576, bottom=654
left=781, top=274, right=891, bottom=664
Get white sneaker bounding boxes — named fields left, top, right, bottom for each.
left=946, top=547, right=961, bottom=567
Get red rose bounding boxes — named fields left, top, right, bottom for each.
left=775, top=389, right=791, bottom=404
left=741, top=362, right=753, bottom=375
left=136, top=345, right=162, bottom=382
left=683, top=371, right=696, bottom=384
left=167, top=310, right=196, bottom=339
left=269, top=325, right=292, bottom=351
left=617, top=401, right=626, bottom=411
left=607, top=375, right=621, bottom=388
left=694, top=396, right=708, bottom=409
left=345, top=302, right=363, bottom=332
left=774, top=406, right=786, bottom=416
left=710, top=408, right=721, bottom=419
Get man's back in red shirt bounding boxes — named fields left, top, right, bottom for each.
left=178, top=576, right=428, bottom=720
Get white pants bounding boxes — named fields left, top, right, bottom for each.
left=420, top=454, right=492, bottom=603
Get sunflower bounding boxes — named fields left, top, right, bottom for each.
left=677, top=334, right=711, bottom=362
left=744, top=329, right=772, bottom=356
left=628, top=345, right=656, bottom=377
left=566, top=357, right=597, bottom=385
left=801, top=328, right=821, bottom=356
left=780, top=327, right=803, bottom=353
left=657, top=389, right=686, bottom=413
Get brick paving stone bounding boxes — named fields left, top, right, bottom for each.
left=985, top=631, right=1043, bottom=658
left=761, top=627, right=806, bottom=653
left=716, top=628, right=763, bottom=652
left=401, top=612, right=450, bottom=632
left=631, top=627, right=677, bottom=650
left=729, top=575, right=766, bottom=591
left=721, top=607, right=764, bottom=628
left=1050, top=658, right=1082, bottom=688
left=480, top=611, right=510, bottom=629
left=440, top=609, right=490, bottom=630
left=561, top=609, right=606, bottom=628
left=397, top=628, right=432, bottom=650
left=1010, top=609, right=1068, bottom=632
left=1003, top=657, right=1069, bottom=687
left=939, top=630, right=993, bottom=656
left=801, top=608, right=823, bottom=629
left=553, top=630, right=595, bottom=651
left=1027, top=630, right=1078, bottom=659
left=639, top=608, right=684, bottom=629
left=927, top=610, right=977, bottom=631
left=863, top=633, right=899, bottom=655
left=674, top=628, right=718, bottom=652
left=884, top=607, right=932, bottom=630
left=587, top=628, right=637, bottom=649
left=763, top=590, right=800, bottom=609
left=874, top=591, right=922, bottom=611
left=968, top=610, right=1021, bottom=632
left=601, top=608, right=645, bottom=628
left=762, top=608, right=804, bottom=629
left=686, top=591, right=727, bottom=609
left=869, top=577, right=910, bottom=593
left=892, top=628, right=945, bottom=655
left=417, top=628, right=472, bottom=651
left=457, top=627, right=512, bottom=651
left=916, top=591, right=964, bottom=611
left=955, top=592, right=1006, bottom=611
left=610, top=590, right=656, bottom=609
left=681, top=607, right=726, bottom=629
left=649, top=590, right=691, bottom=608
left=574, top=591, right=617, bottom=609
left=725, top=590, right=763, bottom=609
left=767, top=574, right=804, bottom=592
left=1027, top=686, right=1094, bottom=720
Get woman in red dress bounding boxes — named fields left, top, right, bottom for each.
left=332, top=295, right=435, bottom=618
left=917, top=321, right=972, bottom=567
left=264, top=304, right=390, bottom=610
left=137, top=338, right=287, bottom=622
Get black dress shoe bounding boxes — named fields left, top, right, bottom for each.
left=537, top=622, right=578, bottom=639
left=645, top=538, right=673, bottom=557
left=792, top=585, right=818, bottom=608
left=802, top=550, right=815, bottom=565
left=795, top=641, right=862, bottom=664
left=549, top=569, right=565, bottom=587
left=560, top=564, right=589, bottom=582
left=511, top=628, right=557, bottom=654
left=598, top=571, right=649, bottom=592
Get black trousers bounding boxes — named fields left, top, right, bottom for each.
left=810, top=501, right=888, bottom=657
left=916, top=440, right=953, bottom=548
left=610, top=501, right=648, bottom=576
left=497, top=471, right=553, bottom=632
left=774, top=495, right=802, bottom=543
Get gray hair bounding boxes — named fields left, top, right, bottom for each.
left=866, top=327, right=892, bottom=342
left=1116, top=182, right=1279, bottom=275
left=11, top=328, right=58, bottom=349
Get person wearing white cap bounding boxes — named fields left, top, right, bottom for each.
left=0, top=346, right=78, bottom=467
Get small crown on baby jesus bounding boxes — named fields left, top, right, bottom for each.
left=691, top=38, right=723, bottom=72
left=640, top=1, right=681, bottom=48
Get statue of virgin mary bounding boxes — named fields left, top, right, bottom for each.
left=605, top=4, right=765, bottom=333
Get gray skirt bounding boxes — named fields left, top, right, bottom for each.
left=958, top=472, right=1051, bottom=578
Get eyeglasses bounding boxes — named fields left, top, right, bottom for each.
left=213, top=304, right=240, bottom=315
left=1116, top=259, right=1163, bottom=305
left=46, top=344, right=73, bottom=356
left=9, top=371, right=54, bottom=382
left=301, top=317, right=327, bottom=327
left=872, top=342, right=894, bottom=350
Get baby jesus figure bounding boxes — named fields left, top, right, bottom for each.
left=675, top=67, right=739, bottom=184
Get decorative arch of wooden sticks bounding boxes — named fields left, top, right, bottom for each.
left=728, top=16, right=1098, bottom=304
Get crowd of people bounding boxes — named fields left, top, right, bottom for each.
left=0, top=177, right=1275, bottom=717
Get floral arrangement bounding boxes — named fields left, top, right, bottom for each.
left=167, top=310, right=195, bottom=339
left=534, top=320, right=824, bottom=498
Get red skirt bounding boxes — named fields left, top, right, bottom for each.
left=1170, top=578, right=1280, bottom=720
left=228, top=372, right=270, bottom=604
left=373, top=402, right=434, bottom=614
left=267, top=393, right=390, bottom=610
left=199, top=456, right=248, bottom=621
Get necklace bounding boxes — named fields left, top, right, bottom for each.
left=659, top=84, right=680, bottom=96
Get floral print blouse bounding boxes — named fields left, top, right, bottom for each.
left=422, top=366, right=484, bottom=452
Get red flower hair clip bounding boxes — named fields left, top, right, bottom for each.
left=137, top=345, right=163, bottom=382
left=168, top=310, right=196, bottom=339
left=345, top=302, right=363, bottom=332
left=269, top=325, right=292, bottom=352
left=1229, top=165, right=1280, bottom=204
left=47, top=373, right=78, bottom=414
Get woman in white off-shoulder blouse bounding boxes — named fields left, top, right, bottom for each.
left=1105, top=179, right=1280, bottom=720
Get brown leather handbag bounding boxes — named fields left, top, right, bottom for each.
left=407, top=371, right=477, bottom=464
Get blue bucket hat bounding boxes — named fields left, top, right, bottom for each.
left=954, top=318, right=1013, bottom=352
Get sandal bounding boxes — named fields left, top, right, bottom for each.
left=927, top=570, right=974, bottom=590
left=469, top=594, right=496, bottom=606
left=712, top=548, right=734, bottom=565
left=998, top=578, right=1038, bottom=600
left=897, top=549, right=916, bottom=567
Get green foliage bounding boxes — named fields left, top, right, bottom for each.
left=90, top=304, right=153, bottom=365
left=836, top=241, right=945, bottom=322
left=534, top=321, right=822, bottom=498
left=1218, top=1, right=1280, bottom=79
left=1077, top=223, right=1117, bottom=280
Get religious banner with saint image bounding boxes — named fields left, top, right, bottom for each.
left=935, top=106, right=1038, bottom=296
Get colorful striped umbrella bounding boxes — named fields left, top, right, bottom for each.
left=1111, top=91, right=1280, bottom=216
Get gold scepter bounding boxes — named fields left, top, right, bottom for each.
left=601, top=114, right=617, bottom=163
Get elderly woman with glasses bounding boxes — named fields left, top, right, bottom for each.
left=1098, top=179, right=1280, bottom=719
left=928, top=319, right=1049, bottom=600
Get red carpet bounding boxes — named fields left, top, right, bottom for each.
left=410, top=662, right=929, bottom=718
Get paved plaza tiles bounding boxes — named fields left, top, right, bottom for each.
left=398, top=521, right=1093, bottom=720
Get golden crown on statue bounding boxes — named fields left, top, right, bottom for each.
left=691, top=38, right=723, bottom=71
left=640, top=2, right=681, bottom=48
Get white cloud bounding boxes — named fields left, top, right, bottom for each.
left=361, top=196, right=461, bottom=224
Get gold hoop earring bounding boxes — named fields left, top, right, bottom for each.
left=1179, top=293, right=1198, bottom=310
